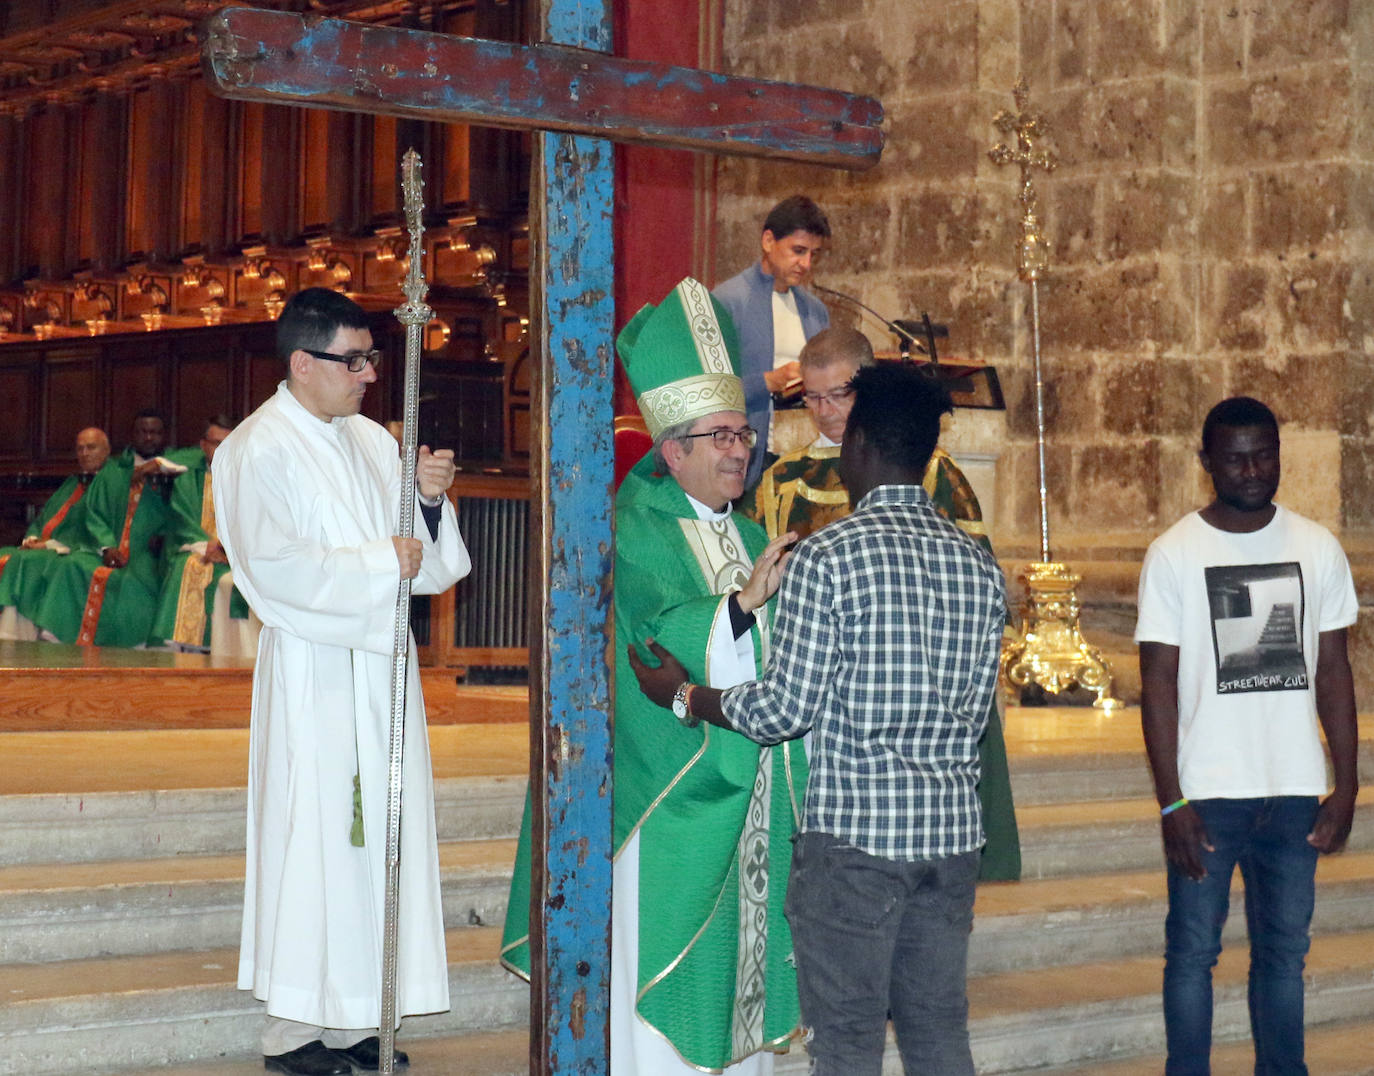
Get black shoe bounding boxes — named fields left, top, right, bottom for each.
left=339, top=1036, right=410, bottom=1070
left=264, top=1040, right=352, bottom=1076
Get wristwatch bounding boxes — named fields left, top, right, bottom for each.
left=671, top=682, right=699, bottom=728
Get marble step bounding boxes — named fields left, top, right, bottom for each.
left=87, top=1028, right=531, bottom=1075
left=8, top=795, right=1373, bottom=968
left=1014, top=789, right=1374, bottom=879
left=964, top=927, right=1374, bottom=1073
left=0, top=928, right=528, bottom=1076
left=969, top=849, right=1374, bottom=975
left=1003, top=1015, right=1374, bottom=1075
left=13, top=837, right=1371, bottom=978
left=1009, top=747, right=1154, bottom=805
left=0, top=774, right=526, bottom=867
left=1007, top=733, right=1374, bottom=807
left=54, top=929, right=1374, bottom=1076
left=0, top=839, right=517, bottom=964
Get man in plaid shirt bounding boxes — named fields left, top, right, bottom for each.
left=631, top=361, right=1006, bottom=1075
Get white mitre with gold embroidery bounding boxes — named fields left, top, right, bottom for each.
left=616, top=277, right=745, bottom=438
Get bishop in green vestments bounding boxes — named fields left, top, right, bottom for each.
left=502, top=279, right=807, bottom=1074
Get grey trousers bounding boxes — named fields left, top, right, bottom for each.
left=783, top=832, right=979, bottom=1076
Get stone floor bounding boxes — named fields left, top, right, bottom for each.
left=4, top=704, right=1373, bottom=1074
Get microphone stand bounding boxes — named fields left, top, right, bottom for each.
left=809, top=283, right=942, bottom=361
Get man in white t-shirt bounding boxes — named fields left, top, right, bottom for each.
left=1135, top=396, right=1358, bottom=1076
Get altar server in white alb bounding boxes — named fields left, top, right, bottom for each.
left=215, top=287, right=471, bottom=1076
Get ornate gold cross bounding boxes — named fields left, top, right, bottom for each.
left=989, top=77, right=1057, bottom=281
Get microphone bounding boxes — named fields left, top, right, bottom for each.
left=809, top=284, right=948, bottom=362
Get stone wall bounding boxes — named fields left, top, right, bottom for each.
left=716, top=0, right=1374, bottom=565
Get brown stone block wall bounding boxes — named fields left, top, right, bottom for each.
left=1207, top=67, right=1353, bottom=168
left=1103, top=358, right=1208, bottom=438
left=1072, top=439, right=1162, bottom=531
left=893, top=269, right=1017, bottom=358
left=717, top=0, right=1374, bottom=559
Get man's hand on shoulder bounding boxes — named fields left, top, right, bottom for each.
left=1161, top=804, right=1213, bottom=882
left=392, top=536, right=423, bottom=580
left=627, top=638, right=687, bottom=709
left=737, top=531, right=798, bottom=614
left=417, top=445, right=456, bottom=501
left=1308, top=789, right=1356, bottom=854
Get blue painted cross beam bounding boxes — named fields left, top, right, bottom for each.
left=199, top=9, right=883, bottom=169
left=201, top=8, right=884, bottom=1075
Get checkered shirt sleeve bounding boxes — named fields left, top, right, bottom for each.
left=724, top=484, right=1006, bottom=861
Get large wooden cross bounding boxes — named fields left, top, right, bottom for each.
left=202, top=5, right=883, bottom=1073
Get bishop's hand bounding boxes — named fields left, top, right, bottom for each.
left=736, top=531, right=798, bottom=614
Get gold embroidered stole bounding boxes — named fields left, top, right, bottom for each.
left=676, top=513, right=774, bottom=1055
left=171, top=470, right=217, bottom=648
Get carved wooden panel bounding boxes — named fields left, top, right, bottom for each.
left=247, top=353, right=282, bottom=416
left=300, top=108, right=331, bottom=231
left=127, top=78, right=177, bottom=261
left=172, top=351, right=235, bottom=447
left=239, top=102, right=265, bottom=240
left=0, top=358, right=37, bottom=459
left=25, top=103, right=69, bottom=277
left=43, top=351, right=100, bottom=457
left=106, top=343, right=167, bottom=445
left=0, top=114, right=20, bottom=281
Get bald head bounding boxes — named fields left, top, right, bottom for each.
left=799, top=326, right=875, bottom=374
left=800, top=327, right=875, bottom=442
left=75, top=427, right=110, bottom=475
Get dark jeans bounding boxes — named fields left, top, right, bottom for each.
left=1163, top=796, right=1320, bottom=1076
left=783, top=831, right=979, bottom=1076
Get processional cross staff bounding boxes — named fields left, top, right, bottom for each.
left=989, top=78, right=1119, bottom=711
left=200, top=6, right=883, bottom=1073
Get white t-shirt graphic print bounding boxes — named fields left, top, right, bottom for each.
left=1205, top=561, right=1308, bottom=695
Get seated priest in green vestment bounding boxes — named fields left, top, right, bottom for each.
left=31, top=409, right=190, bottom=647
left=0, top=427, right=110, bottom=638
left=502, top=278, right=808, bottom=1074
left=738, top=326, right=1022, bottom=881
left=148, top=415, right=251, bottom=651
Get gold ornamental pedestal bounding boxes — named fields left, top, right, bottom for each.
left=1001, top=562, right=1119, bottom=710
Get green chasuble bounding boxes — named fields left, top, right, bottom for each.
left=502, top=455, right=809, bottom=1069
left=0, top=474, right=96, bottom=622
left=740, top=442, right=1022, bottom=881
left=148, top=459, right=246, bottom=648
left=31, top=448, right=181, bottom=647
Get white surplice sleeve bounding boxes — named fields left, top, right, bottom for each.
left=217, top=417, right=470, bottom=656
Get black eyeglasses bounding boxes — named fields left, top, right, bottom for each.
left=803, top=384, right=854, bottom=408
left=680, top=426, right=757, bottom=449
left=303, top=348, right=382, bottom=373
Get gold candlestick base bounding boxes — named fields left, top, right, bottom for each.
left=1001, top=561, right=1121, bottom=711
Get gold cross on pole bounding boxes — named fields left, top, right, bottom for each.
left=989, top=77, right=1057, bottom=281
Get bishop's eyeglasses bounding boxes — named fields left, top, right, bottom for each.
left=303, top=347, right=383, bottom=373
left=679, top=426, right=758, bottom=450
